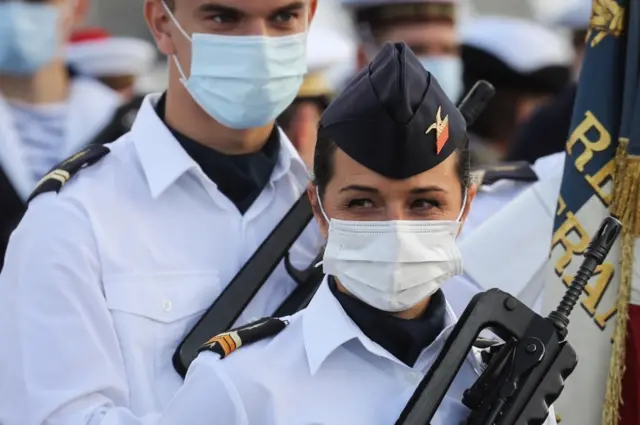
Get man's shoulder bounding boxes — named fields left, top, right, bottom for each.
left=27, top=135, right=144, bottom=207
left=200, top=313, right=306, bottom=374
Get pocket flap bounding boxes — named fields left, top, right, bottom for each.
left=103, top=272, right=221, bottom=323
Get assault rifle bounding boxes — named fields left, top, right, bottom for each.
left=396, top=216, right=622, bottom=425
left=173, top=80, right=497, bottom=377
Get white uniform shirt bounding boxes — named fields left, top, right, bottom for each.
left=161, top=280, right=557, bottom=425
left=0, top=94, right=323, bottom=425
left=460, top=153, right=567, bottom=240
left=447, top=152, right=567, bottom=317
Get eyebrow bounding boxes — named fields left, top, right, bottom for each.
left=198, top=1, right=305, bottom=16
left=198, top=3, right=241, bottom=15
left=271, top=1, right=305, bottom=16
left=339, top=185, right=447, bottom=194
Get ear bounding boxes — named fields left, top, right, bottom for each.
left=145, top=0, right=176, bottom=56
left=308, top=0, right=318, bottom=25
left=72, top=0, right=89, bottom=26
left=306, top=182, right=329, bottom=239
left=457, top=184, right=477, bottom=235
left=284, top=105, right=304, bottom=147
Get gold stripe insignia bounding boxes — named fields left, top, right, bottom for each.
left=198, top=317, right=288, bottom=359
left=34, top=169, right=70, bottom=191
left=27, top=145, right=110, bottom=203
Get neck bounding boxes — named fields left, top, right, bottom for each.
left=165, top=82, right=275, bottom=155
left=0, top=60, right=70, bottom=104
left=335, top=279, right=431, bottom=320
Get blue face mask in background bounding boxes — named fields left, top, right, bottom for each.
left=418, top=56, right=463, bottom=102
left=162, top=1, right=308, bottom=130
left=0, top=2, right=60, bottom=75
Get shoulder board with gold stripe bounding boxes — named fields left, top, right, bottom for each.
left=27, top=145, right=110, bottom=203
left=198, top=317, right=288, bottom=359
left=474, top=161, right=538, bottom=186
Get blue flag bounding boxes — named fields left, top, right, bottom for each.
left=544, top=0, right=640, bottom=424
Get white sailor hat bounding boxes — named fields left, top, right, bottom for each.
left=551, top=0, right=591, bottom=29
left=297, top=25, right=355, bottom=99
left=66, top=28, right=156, bottom=77
left=461, top=16, right=572, bottom=93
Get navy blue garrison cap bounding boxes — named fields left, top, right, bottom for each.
left=318, top=42, right=467, bottom=179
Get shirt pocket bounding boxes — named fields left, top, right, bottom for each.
left=103, top=272, right=221, bottom=403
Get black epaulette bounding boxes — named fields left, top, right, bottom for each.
left=475, top=161, right=538, bottom=186
left=198, top=317, right=288, bottom=359
left=27, top=145, right=110, bottom=203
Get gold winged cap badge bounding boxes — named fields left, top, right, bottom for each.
left=426, top=106, right=450, bottom=154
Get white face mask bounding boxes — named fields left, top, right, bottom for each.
left=317, top=187, right=466, bottom=312
left=162, top=1, right=308, bottom=129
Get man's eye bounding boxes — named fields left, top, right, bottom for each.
left=346, top=199, right=375, bottom=209
left=208, top=13, right=237, bottom=24
left=272, top=12, right=297, bottom=23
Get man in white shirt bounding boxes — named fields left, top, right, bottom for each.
left=0, top=0, right=122, bottom=269
left=0, top=0, right=323, bottom=424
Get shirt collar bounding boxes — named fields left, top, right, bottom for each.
left=302, top=278, right=459, bottom=375
left=131, top=94, right=198, bottom=198
left=272, top=126, right=308, bottom=182
left=130, top=94, right=308, bottom=199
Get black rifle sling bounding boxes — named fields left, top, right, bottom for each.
left=173, top=194, right=314, bottom=376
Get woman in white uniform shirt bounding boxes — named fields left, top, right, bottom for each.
left=159, top=43, right=556, bottom=425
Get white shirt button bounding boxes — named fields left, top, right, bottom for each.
left=403, top=370, right=422, bottom=383
left=162, top=300, right=173, bottom=312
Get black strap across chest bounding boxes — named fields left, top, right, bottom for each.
left=0, top=166, right=27, bottom=270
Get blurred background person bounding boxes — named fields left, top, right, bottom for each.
left=506, top=0, right=590, bottom=164
left=0, top=0, right=121, bottom=270
left=340, top=0, right=463, bottom=102
left=66, top=27, right=157, bottom=102
left=277, top=26, right=354, bottom=168
left=460, top=16, right=573, bottom=166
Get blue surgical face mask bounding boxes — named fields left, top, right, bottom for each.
left=162, top=2, right=308, bottom=130
left=0, top=2, right=60, bottom=75
left=418, top=56, right=463, bottom=102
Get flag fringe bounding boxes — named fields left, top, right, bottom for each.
left=603, top=139, right=639, bottom=425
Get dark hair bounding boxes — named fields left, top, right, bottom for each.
left=312, top=132, right=472, bottom=199
left=165, top=0, right=175, bottom=10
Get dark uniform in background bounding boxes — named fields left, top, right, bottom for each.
left=0, top=173, right=24, bottom=271
left=460, top=16, right=572, bottom=166
left=506, top=1, right=590, bottom=164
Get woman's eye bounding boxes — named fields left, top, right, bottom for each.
left=411, top=199, right=440, bottom=210
left=346, top=198, right=375, bottom=209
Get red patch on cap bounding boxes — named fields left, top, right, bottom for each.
left=436, top=123, right=449, bottom=154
